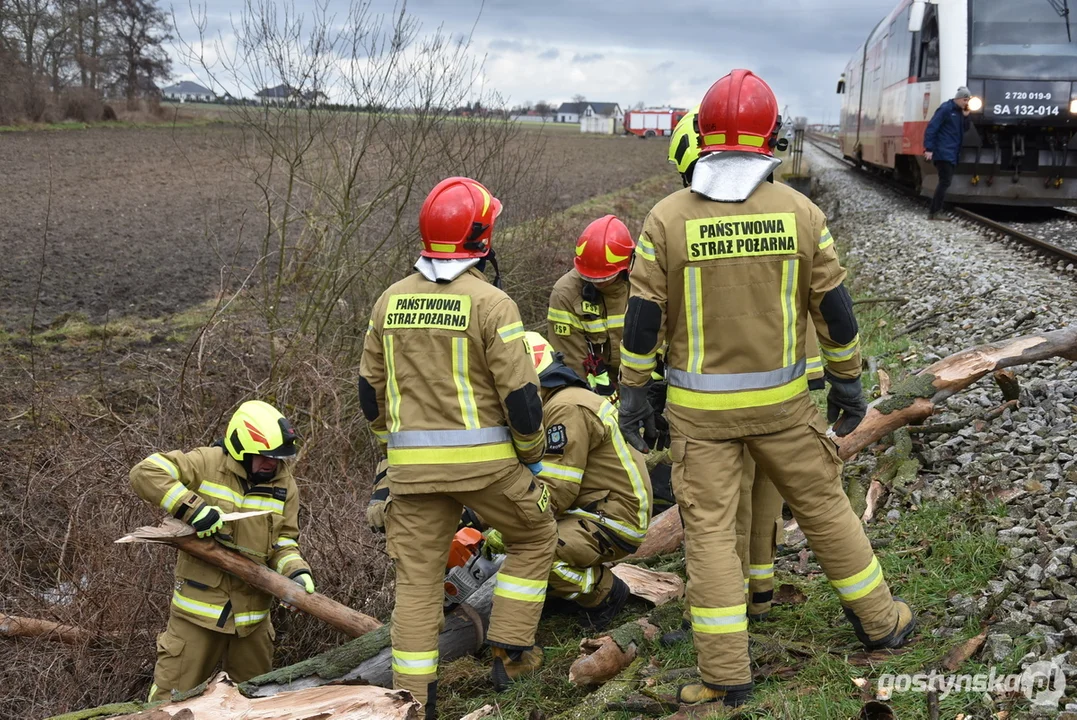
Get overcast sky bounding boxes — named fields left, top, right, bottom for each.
left=168, top=0, right=897, bottom=122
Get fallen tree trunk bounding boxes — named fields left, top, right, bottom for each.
left=554, top=658, right=645, bottom=720
left=117, top=517, right=381, bottom=638
left=0, top=613, right=100, bottom=645
left=626, top=508, right=683, bottom=560
left=609, top=565, right=683, bottom=606
left=569, top=619, right=657, bottom=686
left=834, top=324, right=1077, bottom=460
left=243, top=575, right=495, bottom=697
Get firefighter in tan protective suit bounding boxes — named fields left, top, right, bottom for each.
left=130, top=400, right=313, bottom=701
left=547, top=215, right=634, bottom=398
left=619, top=70, right=915, bottom=708
left=668, top=109, right=827, bottom=621
left=358, top=176, right=558, bottom=718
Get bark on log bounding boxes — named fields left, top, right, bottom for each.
left=243, top=575, right=495, bottom=697
left=553, top=658, right=644, bottom=720
left=609, top=565, right=684, bottom=606
left=834, top=325, right=1077, bottom=460
left=0, top=613, right=99, bottom=645
left=626, top=508, right=683, bottom=560
left=117, top=517, right=381, bottom=638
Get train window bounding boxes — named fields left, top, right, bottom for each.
left=917, top=10, right=940, bottom=80
left=970, top=0, right=1077, bottom=79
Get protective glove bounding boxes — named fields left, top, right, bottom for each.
left=282, top=571, right=315, bottom=611
left=825, top=372, right=867, bottom=437
left=652, top=413, right=671, bottom=452
left=189, top=504, right=224, bottom=538
left=459, top=507, right=485, bottom=532
left=525, top=462, right=544, bottom=476
left=484, top=528, right=505, bottom=555
left=366, top=498, right=387, bottom=533
left=618, top=384, right=657, bottom=453
left=584, top=354, right=616, bottom=397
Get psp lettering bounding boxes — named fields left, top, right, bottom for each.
left=384, top=294, right=472, bottom=330
left=685, top=213, right=798, bottom=261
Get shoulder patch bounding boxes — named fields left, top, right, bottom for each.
left=553, top=322, right=571, bottom=336
left=545, top=423, right=568, bottom=454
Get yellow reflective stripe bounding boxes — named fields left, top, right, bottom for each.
left=743, top=578, right=750, bottom=593
left=685, top=267, right=705, bottom=374
left=366, top=319, right=374, bottom=334
left=547, top=308, right=583, bottom=329
left=514, top=432, right=545, bottom=452
left=702, top=132, right=727, bottom=146
left=636, top=233, right=656, bottom=261
left=821, top=334, right=860, bottom=362
left=806, top=356, right=823, bottom=372
left=494, top=573, right=547, bottom=602
left=147, top=684, right=158, bottom=702
left=738, top=134, right=766, bottom=147
left=372, top=428, right=389, bottom=441
left=148, top=453, right=179, bottom=480
left=819, top=227, right=835, bottom=250
left=451, top=337, right=479, bottom=430
left=607, top=314, right=625, bottom=329
left=565, top=508, right=647, bottom=542
left=598, top=403, right=651, bottom=534
left=667, top=374, right=808, bottom=411
left=172, top=590, right=225, bottom=620
left=581, top=317, right=609, bottom=333
left=552, top=562, right=595, bottom=594
left=159, top=482, right=188, bottom=513
left=429, top=242, right=456, bottom=253
left=781, top=259, right=799, bottom=368
left=497, top=321, right=525, bottom=343
left=538, top=462, right=584, bottom=483
left=831, top=557, right=884, bottom=601
left=388, top=442, right=516, bottom=465
left=691, top=604, right=748, bottom=634
left=273, top=537, right=299, bottom=549
left=392, top=649, right=438, bottom=675
left=749, top=564, right=774, bottom=579
left=384, top=335, right=401, bottom=433
left=199, top=481, right=285, bottom=515
left=235, top=610, right=268, bottom=626
left=620, top=346, right=656, bottom=373
left=274, top=548, right=302, bottom=573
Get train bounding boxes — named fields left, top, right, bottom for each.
left=837, top=0, right=1077, bottom=205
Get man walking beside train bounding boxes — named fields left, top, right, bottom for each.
left=924, top=86, right=972, bottom=220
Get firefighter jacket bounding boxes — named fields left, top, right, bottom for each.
left=130, top=446, right=310, bottom=636
left=538, top=384, right=652, bottom=552
left=547, top=269, right=627, bottom=386
left=620, top=182, right=861, bottom=440
left=359, top=267, right=546, bottom=493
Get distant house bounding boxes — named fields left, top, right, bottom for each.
left=161, top=81, right=214, bottom=103
left=555, top=101, right=624, bottom=124
left=255, top=84, right=327, bottom=107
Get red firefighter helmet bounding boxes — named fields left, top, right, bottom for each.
left=573, top=215, right=634, bottom=281
left=697, top=69, right=779, bottom=156
left=419, top=177, right=503, bottom=259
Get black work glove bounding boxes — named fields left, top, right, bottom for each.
left=189, top=503, right=224, bottom=538
left=618, top=384, right=657, bottom=453
left=646, top=379, right=669, bottom=416
left=653, top=413, right=671, bottom=452
left=825, top=371, right=867, bottom=437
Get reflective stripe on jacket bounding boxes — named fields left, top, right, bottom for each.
left=547, top=269, right=628, bottom=382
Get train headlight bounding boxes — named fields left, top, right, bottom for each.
left=1070, top=99, right=1077, bottom=114
left=968, top=96, right=983, bottom=112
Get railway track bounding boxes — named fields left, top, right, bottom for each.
left=805, top=133, right=1077, bottom=268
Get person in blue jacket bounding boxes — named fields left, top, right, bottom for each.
left=923, top=86, right=972, bottom=219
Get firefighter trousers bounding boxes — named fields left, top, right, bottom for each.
left=148, top=612, right=274, bottom=701
left=672, top=413, right=899, bottom=690
left=385, top=463, right=558, bottom=710
left=547, top=515, right=628, bottom=608
left=734, top=448, right=784, bottom=617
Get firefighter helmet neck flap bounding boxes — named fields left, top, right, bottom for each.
left=523, top=331, right=587, bottom=392
left=574, top=215, right=634, bottom=283
left=225, top=400, right=298, bottom=482
left=691, top=69, right=783, bottom=202
left=416, top=177, right=504, bottom=284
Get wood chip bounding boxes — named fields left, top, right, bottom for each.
left=941, top=630, right=987, bottom=671
left=878, top=369, right=891, bottom=397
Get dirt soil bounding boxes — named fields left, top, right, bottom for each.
left=0, top=125, right=670, bottom=331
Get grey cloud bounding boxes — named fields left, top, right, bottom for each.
left=572, top=53, right=603, bottom=64
left=537, top=48, right=559, bottom=60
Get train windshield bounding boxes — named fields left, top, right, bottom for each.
left=970, top=0, right=1077, bottom=79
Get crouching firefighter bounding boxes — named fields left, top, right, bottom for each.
left=547, top=215, right=634, bottom=398
left=358, top=177, right=558, bottom=718
left=619, top=70, right=916, bottom=708
left=130, top=400, right=313, bottom=701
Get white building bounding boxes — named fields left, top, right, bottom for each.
left=161, top=81, right=214, bottom=103
left=555, top=101, right=624, bottom=124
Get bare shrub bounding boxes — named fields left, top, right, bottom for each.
left=61, top=87, right=105, bottom=123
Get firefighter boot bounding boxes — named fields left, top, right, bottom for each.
left=847, top=597, right=916, bottom=650
left=491, top=645, right=544, bottom=691
left=580, top=572, right=630, bottom=631
left=677, top=681, right=752, bottom=707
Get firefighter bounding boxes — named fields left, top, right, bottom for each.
left=130, top=400, right=312, bottom=701
left=669, top=110, right=830, bottom=621
left=547, top=215, right=634, bottom=398
left=358, top=176, right=558, bottom=717
left=619, top=70, right=915, bottom=707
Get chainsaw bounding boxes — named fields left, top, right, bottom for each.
left=443, top=527, right=504, bottom=609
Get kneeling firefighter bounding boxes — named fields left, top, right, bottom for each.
left=358, top=176, right=558, bottom=717
left=130, top=400, right=313, bottom=701
left=619, top=70, right=915, bottom=708
left=668, top=110, right=828, bottom=620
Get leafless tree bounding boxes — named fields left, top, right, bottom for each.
left=105, top=0, right=170, bottom=106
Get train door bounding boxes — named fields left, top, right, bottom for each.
left=906, top=3, right=942, bottom=190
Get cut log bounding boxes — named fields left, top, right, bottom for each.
left=569, top=619, right=657, bottom=686
left=627, top=508, right=683, bottom=561
left=0, top=613, right=99, bottom=645
left=243, top=574, right=495, bottom=697
left=609, top=565, right=684, bottom=606
left=553, top=658, right=644, bottom=719
left=117, top=517, right=381, bottom=639
left=834, top=325, right=1077, bottom=460
left=62, top=673, right=420, bottom=720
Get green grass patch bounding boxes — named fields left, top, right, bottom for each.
left=0, top=117, right=229, bottom=133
